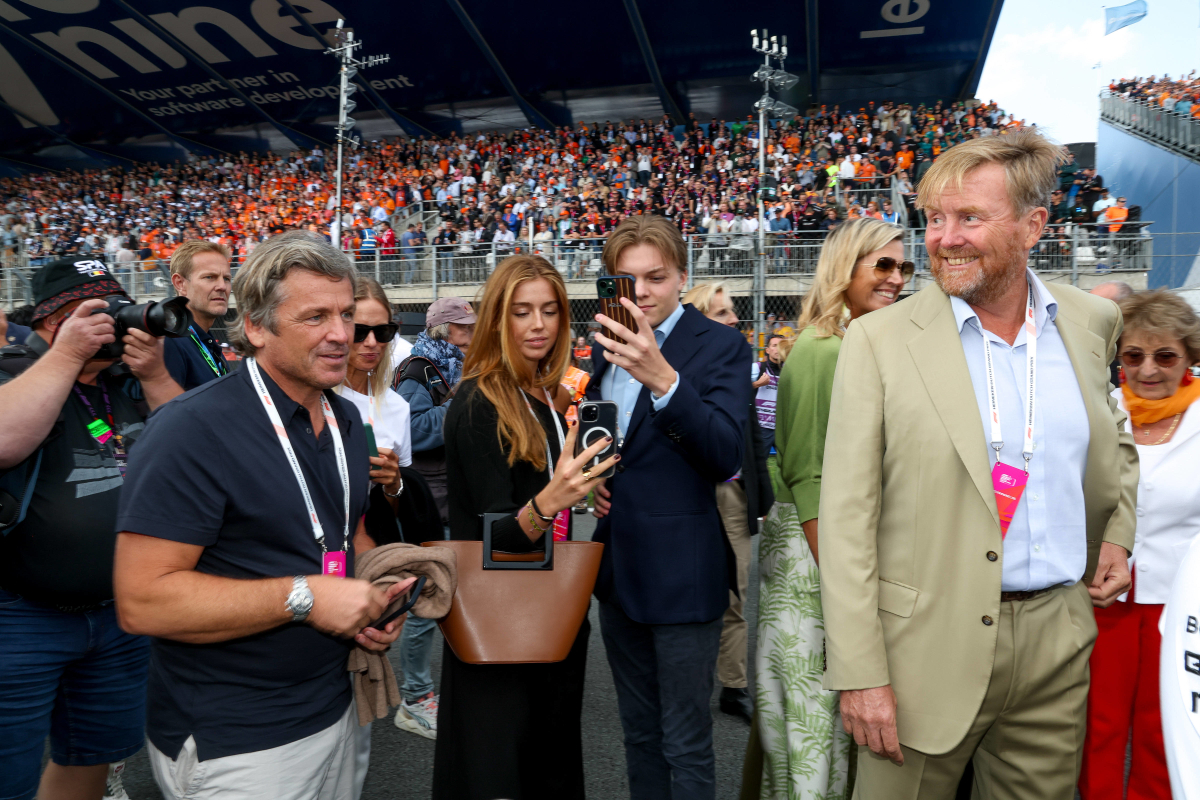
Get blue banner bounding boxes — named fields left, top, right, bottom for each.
left=0, top=0, right=1006, bottom=160
left=1105, top=0, right=1148, bottom=35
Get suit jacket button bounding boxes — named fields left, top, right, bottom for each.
left=616, top=464, right=626, bottom=473
left=982, top=615, right=994, bottom=626
left=987, top=551, right=998, bottom=562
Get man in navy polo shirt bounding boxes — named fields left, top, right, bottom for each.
left=114, top=231, right=411, bottom=799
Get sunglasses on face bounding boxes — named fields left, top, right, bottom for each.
left=1120, top=349, right=1183, bottom=369
left=354, top=323, right=399, bottom=343
left=866, top=256, right=915, bottom=280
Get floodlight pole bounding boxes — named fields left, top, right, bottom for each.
left=334, top=43, right=348, bottom=248
left=327, top=21, right=389, bottom=251
left=751, top=31, right=783, bottom=356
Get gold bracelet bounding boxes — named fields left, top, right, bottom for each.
left=526, top=504, right=548, bottom=533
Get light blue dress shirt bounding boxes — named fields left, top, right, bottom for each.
left=601, top=301, right=684, bottom=437
left=950, top=271, right=1091, bottom=592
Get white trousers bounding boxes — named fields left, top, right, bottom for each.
left=148, top=702, right=357, bottom=800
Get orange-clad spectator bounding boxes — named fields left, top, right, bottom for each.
left=1103, top=197, right=1130, bottom=233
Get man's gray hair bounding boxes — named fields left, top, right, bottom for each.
left=229, top=230, right=356, bottom=356
left=427, top=322, right=450, bottom=341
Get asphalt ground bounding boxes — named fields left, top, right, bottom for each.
left=107, top=513, right=761, bottom=799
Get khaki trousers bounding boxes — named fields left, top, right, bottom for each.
left=716, top=480, right=753, bottom=689
left=854, top=581, right=1098, bottom=800
left=148, top=701, right=357, bottom=800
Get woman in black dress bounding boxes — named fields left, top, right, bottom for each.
left=434, top=254, right=617, bottom=800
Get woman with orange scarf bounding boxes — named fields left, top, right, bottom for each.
left=1080, top=289, right=1200, bottom=800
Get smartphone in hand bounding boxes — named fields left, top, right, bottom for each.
left=365, top=423, right=380, bottom=458
left=575, top=401, right=619, bottom=479
left=597, top=275, right=638, bottom=345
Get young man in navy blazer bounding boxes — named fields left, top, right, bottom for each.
left=588, top=215, right=752, bottom=800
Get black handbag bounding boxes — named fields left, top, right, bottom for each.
left=394, top=465, right=444, bottom=544
left=364, top=466, right=444, bottom=546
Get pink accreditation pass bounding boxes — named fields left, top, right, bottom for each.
left=323, top=551, right=347, bottom=578
left=990, top=461, right=1028, bottom=538
left=552, top=509, right=570, bottom=542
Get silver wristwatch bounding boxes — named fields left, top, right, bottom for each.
left=286, top=575, right=314, bottom=623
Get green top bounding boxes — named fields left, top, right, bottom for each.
left=774, top=325, right=842, bottom=523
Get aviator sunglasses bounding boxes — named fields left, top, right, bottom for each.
left=354, top=322, right=399, bottom=343
left=1119, top=349, right=1183, bottom=369
left=866, top=256, right=915, bottom=280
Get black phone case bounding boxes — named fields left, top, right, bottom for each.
left=574, top=401, right=619, bottom=479
left=597, top=275, right=638, bottom=345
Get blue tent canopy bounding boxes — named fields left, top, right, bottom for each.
left=0, top=0, right=1004, bottom=163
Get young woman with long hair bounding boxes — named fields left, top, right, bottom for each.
left=433, top=254, right=616, bottom=800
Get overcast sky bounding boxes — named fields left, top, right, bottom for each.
left=975, top=0, right=1199, bottom=144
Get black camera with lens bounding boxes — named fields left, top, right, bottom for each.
left=90, top=295, right=193, bottom=359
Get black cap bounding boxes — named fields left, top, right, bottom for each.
left=31, top=255, right=126, bottom=324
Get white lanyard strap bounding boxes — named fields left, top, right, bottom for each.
left=522, top=388, right=566, bottom=479
left=981, top=282, right=1037, bottom=471
left=247, top=357, right=350, bottom=552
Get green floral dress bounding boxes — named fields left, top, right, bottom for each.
left=753, top=326, right=852, bottom=800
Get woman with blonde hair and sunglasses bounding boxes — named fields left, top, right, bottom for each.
left=433, top=255, right=616, bottom=800
left=747, top=217, right=911, bottom=800
left=1079, top=289, right=1200, bottom=800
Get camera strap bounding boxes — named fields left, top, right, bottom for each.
left=246, top=358, right=350, bottom=567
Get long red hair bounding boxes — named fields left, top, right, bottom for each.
left=461, top=254, right=572, bottom=469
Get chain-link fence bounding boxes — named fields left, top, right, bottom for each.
left=0, top=224, right=1176, bottom=356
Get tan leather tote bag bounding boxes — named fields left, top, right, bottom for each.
left=422, top=513, right=602, bottom=664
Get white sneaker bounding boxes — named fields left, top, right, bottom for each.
left=394, top=691, right=438, bottom=739
left=103, top=761, right=130, bottom=800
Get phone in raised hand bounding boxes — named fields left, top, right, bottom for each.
left=597, top=274, right=638, bottom=345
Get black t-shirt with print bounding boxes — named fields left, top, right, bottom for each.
left=0, top=376, right=144, bottom=606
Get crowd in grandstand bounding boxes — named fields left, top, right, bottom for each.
left=1109, top=72, right=1200, bottom=117
left=1, top=98, right=1060, bottom=272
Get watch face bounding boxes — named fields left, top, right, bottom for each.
left=289, top=586, right=314, bottom=616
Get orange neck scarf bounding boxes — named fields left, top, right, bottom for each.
left=1122, top=379, right=1200, bottom=427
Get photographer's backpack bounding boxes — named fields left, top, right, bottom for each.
left=0, top=343, right=44, bottom=534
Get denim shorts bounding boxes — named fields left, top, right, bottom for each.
left=0, top=589, right=150, bottom=800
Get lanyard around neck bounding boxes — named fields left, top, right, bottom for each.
left=247, top=357, right=349, bottom=553
left=981, top=281, right=1037, bottom=473
left=189, top=325, right=226, bottom=378
left=73, top=379, right=122, bottom=446
left=522, top=388, right=566, bottom=479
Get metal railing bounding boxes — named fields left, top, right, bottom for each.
left=0, top=224, right=1160, bottom=311
left=1100, top=93, right=1200, bottom=159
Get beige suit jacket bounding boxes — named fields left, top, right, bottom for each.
left=818, top=281, right=1138, bottom=755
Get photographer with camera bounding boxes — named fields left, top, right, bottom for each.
left=0, top=257, right=180, bottom=800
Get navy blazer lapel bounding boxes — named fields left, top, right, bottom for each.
left=623, top=305, right=709, bottom=444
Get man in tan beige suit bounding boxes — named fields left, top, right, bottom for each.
left=819, top=132, right=1138, bottom=799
